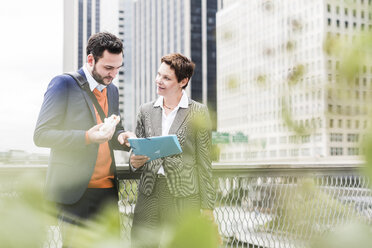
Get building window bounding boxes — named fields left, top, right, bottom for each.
left=330, top=133, right=343, bottom=142
left=279, top=136, right=287, bottom=144
left=345, top=8, right=348, bottom=15
left=338, top=119, right=343, bottom=128
left=347, top=134, right=359, bottom=142
left=337, top=105, right=342, bottom=114
left=279, top=149, right=287, bottom=157
left=330, top=119, right=334, bottom=128
left=327, top=4, right=331, bottom=12
left=328, top=104, right=333, bottom=113
left=290, top=149, right=299, bottom=157
left=314, top=147, right=322, bottom=156
left=302, top=135, right=310, bottom=143
left=330, top=147, right=343, bottom=156
left=289, top=135, right=299, bottom=144
left=301, top=148, right=310, bottom=156
left=347, top=147, right=359, bottom=155
left=270, top=150, right=277, bottom=157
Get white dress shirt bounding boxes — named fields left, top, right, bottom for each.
left=152, top=90, right=189, bottom=175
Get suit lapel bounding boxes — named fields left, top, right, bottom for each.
left=150, top=106, right=163, bottom=136
left=168, top=99, right=192, bottom=135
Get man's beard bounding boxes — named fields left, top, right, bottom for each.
left=92, top=65, right=113, bottom=85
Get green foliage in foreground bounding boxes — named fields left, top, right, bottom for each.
left=0, top=172, right=220, bottom=248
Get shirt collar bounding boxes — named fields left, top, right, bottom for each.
left=83, top=64, right=107, bottom=92
left=154, top=90, right=189, bottom=109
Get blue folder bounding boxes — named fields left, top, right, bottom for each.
left=128, top=135, right=182, bottom=161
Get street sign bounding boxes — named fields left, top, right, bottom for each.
left=232, top=132, right=248, bottom=143
left=212, top=132, right=230, bottom=144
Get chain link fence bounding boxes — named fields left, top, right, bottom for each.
left=1, top=163, right=372, bottom=247
left=117, top=163, right=372, bottom=248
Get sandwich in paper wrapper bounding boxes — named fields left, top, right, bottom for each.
left=99, top=114, right=120, bottom=133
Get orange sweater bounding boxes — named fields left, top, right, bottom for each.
left=87, top=88, right=114, bottom=188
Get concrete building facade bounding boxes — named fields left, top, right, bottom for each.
left=216, top=0, right=372, bottom=162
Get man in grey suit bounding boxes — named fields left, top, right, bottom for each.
left=130, top=53, right=216, bottom=247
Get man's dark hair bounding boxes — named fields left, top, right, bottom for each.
left=161, top=53, right=195, bottom=89
left=86, top=32, right=123, bottom=61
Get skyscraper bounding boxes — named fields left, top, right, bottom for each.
left=216, top=0, right=372, bottom=162
left=117, top=0, right=134, bottom=130
left=121, top=0, right=218, bottom=130
left=63, top=0, right=120, bottom=72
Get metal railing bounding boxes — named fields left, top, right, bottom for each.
left=1, top=162, right=372, bottom=248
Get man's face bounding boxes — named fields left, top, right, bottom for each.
left=88, top=50, right=123, bottom=85
left=155, top=62, right=186, bottom=97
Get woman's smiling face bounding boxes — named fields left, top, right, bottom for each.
left=155, top=62, right=185, bottom=97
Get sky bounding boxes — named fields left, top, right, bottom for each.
left=0, top=0, right=63, bottom=154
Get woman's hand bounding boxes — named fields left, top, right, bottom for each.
left=130, top=154, right=149, bottom=168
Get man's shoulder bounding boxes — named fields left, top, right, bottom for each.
left=47, top=71, right=83, bottom=92
left=49, top=74, right=75, bottom=86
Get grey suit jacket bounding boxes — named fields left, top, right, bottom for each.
left=134, top=98, right=215, bottom=209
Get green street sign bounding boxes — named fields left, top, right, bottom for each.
left=212, top=132, right=230, bottom=144
left=232, top=132, right=248, bottom=143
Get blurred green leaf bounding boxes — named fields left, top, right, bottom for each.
left=165, top=212, right=220, bottom=248
left=227, top=76, right=238, bottom=90
left=0, top=172, right=53, bottom=248
left=310, top=222, right=372, bottom=248
left=291, top=19, right=302, bottom=32
left=256, top=74, right=267, bottom=87
left=286, top=41, right=295, bottom=52
left=288, top=64, right=305, bottom=86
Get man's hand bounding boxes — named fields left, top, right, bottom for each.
left=87, top=123, right=115, bottom=144
left=117, top=131, right=136, bottom=147
left=130, top=154, right=149, bottom=168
